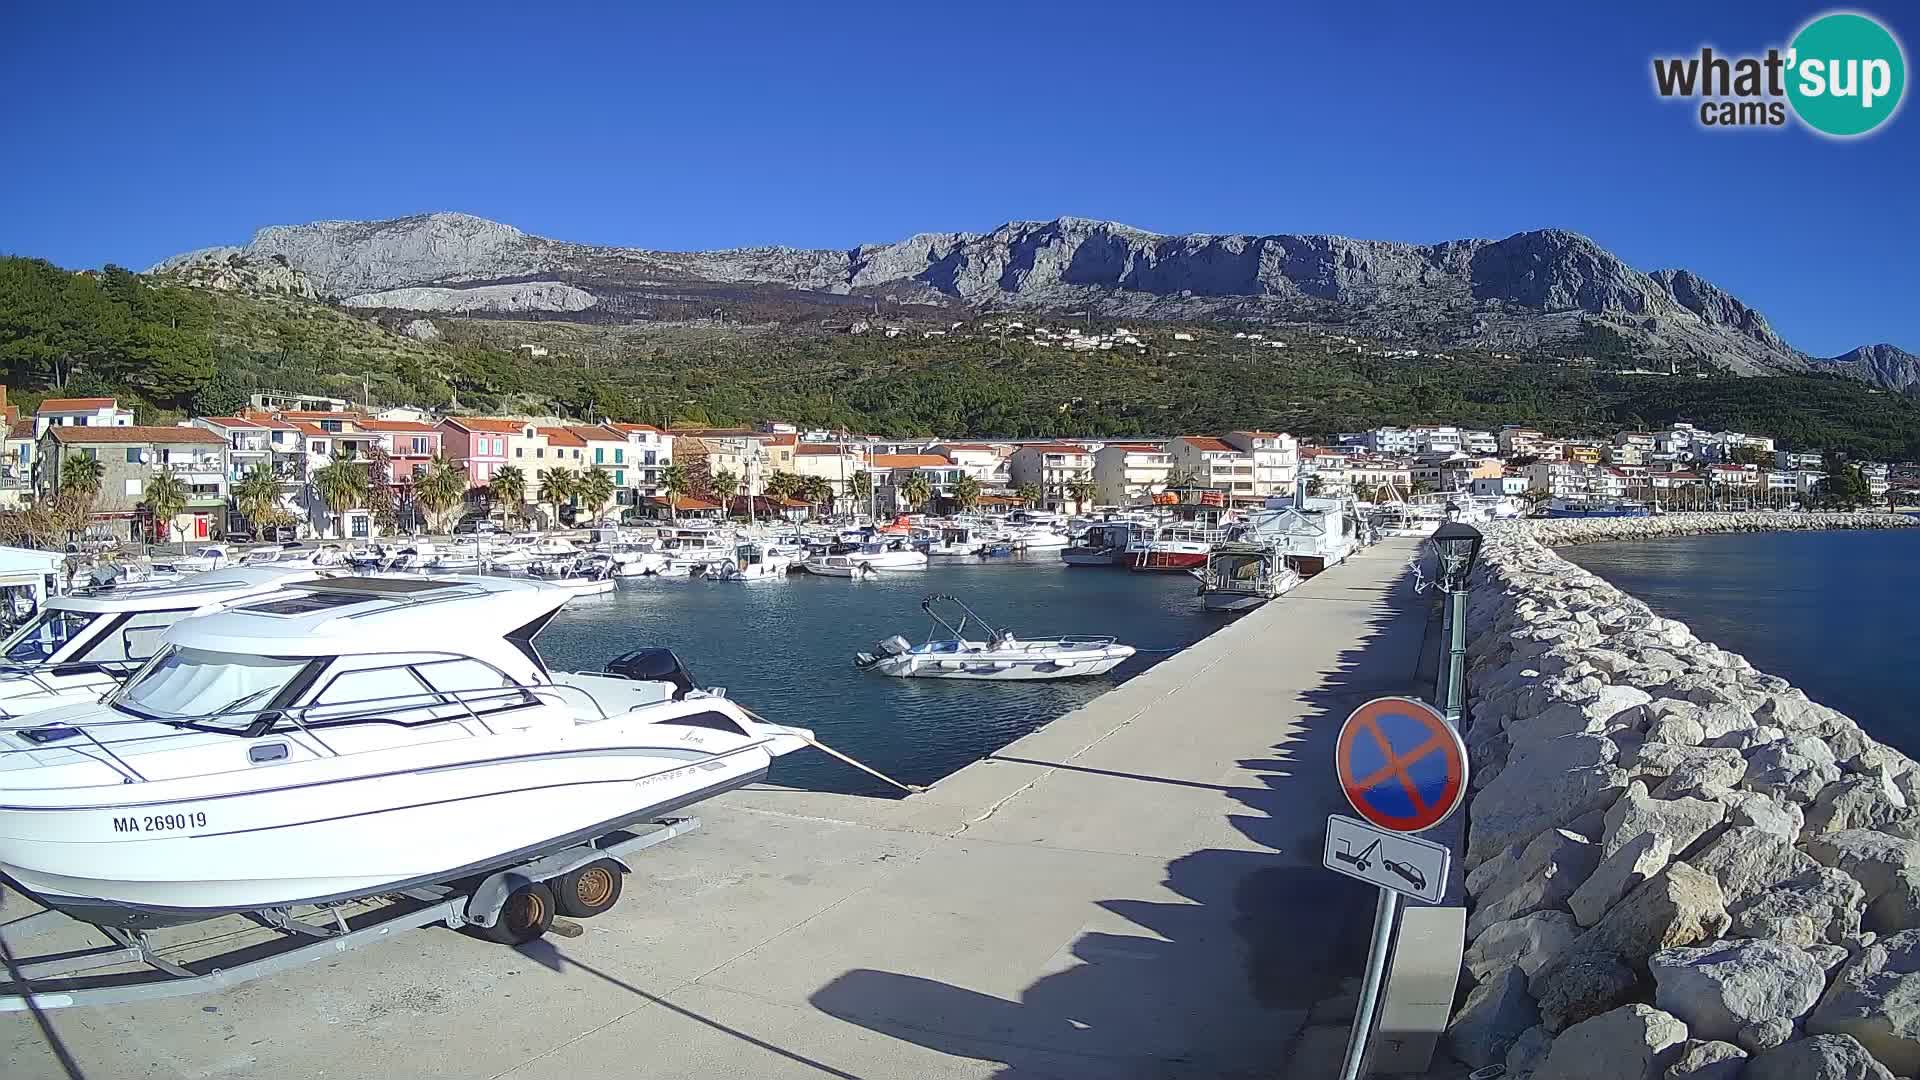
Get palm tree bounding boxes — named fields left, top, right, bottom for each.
left=763, top=471, right=800, bottom=502
left=576, top=468, right=615, bottom=523
left=899, top=472, right=933, bottom=512
left=801, top=475, right=833, bottom=518
left=414, top=453, right=468, bottom=534
left=1164, top=466, right=1199, bottom=490
left=1066, top=476, right=1098, bottom=512
left=141, top=470, right=190, bottom=551
left=233, top=463, right=282, bottom=538
left=312, top=450, right=369, bottom=538
left=1304, top=474, right=1325, bottom=497
left=537, top=469, right=577, bottom=523
left=660, top=462, right=691, bottom=523
left=710, top=469, right=740, bottom=515
left=1016, top=482, right=1041, bottom=508
left=950, top=473, right=981, bottom=511
left=847, top=470, right=874, bottom=517
left=489, top=465, right=527, bottom=525
left=60, top=453, right=104, bottom=504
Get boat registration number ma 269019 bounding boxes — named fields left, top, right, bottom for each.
left=112, top=811, right=208, bottom=834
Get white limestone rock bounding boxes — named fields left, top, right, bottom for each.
left=1570, top=831, right=1672, bottom=928
left=1602, top=781, right=1727, bottom=860
left=1468, top=828, right=1602, bottom=939
left=1662, top=1038, right=1746, bottom=1080
left=1534, top=1003, right=1688, bottom=1080
left=1467, top=910, right=1583, bottom=980
left=1651, top=937, right=1829, bottom=1042
left=1806, top=928, right=1920, bottom=1074
left=1746, top=1033, right=1896, bottom=1080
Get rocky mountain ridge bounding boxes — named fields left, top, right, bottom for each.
left=1820, top=344, right=1920, bottom=394
left=153, top=212, right=1901, bottom=385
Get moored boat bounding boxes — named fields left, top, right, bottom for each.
left=854, top=594, right=1134, bottom=680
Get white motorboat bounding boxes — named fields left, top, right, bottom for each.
left=801, top=554, right=877, bottom=578
left=657, top=529, right=734, bottom=577
left=698, top=542, right=794, bottom=581
left=540, top=555, right=618, bottom=595
left=171, top=545, right=232, bottom=573
left=0, top=567, right=328, bottom=723
left=855, top=595, right=1135, bottom=680
left=243, top=544, right=348, bottom=570
left=924, top=525, right=988, bottom=558
left=0, top=575, right=815, bottom=927
left=1197, top=543, right=1303, bottom=613
left=380, top=543, right=440, bottom=572
left=524, top=535, right=579, bottom=559
left=845, top=540, right=928, bottom=571
left=1061, top=522, right=1145, bottom=567
left=600, top=541, right=668, bottom=577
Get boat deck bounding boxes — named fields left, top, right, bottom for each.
left=2, top=541, right=1431, bottom=1080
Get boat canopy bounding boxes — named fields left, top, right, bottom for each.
left=163, top=576, right=570, bottom=658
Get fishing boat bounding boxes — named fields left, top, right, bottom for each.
left=1196, top=543, right=1302, bottom=612
left=0, top=575, right=813, bottom=927
left=1060, top=522, right=1144, bottom=567
left=657, top=530, right=734, bottom=577
left=854, top=595, right=1134, bottom=680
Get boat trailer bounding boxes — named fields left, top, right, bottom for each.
left=0, top=816, right=700, bottom=1011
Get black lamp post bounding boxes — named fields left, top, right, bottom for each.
left=1429, top=521, right=1483, bottom=726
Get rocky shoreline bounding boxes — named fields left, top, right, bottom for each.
left=1445, top=513, right=1920, bottom=1079
left=1517, top=509, right=1917, bottom=548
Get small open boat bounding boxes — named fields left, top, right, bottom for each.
left=1196, top=542, right=1302, bottom=612
left=854, top=595, right=1134, bottom=680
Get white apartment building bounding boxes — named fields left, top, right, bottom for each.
left=1411, top=426, right=1464, bottom=455
left=1497, top=427, right=1551, bottom=459
left=934, top=443, right=1011, bottom=487
left=1221, top=430, right=1299, bottom=496
left=1165, top=436, right=1255, bottom=497
left=1470, top=475, right=1529, bottom=497
left=1775, top=449, right=1825, bottom=471
left=791, top=442, right=869, bottom=504
left=1461, top=430, right=1499, bottom=456
left=1524, top=460, right=1591, bottom=498
left=1008, top=443, right=1094, bottom=509
left=1092, top=443, right=1173, bottom=505
left=35, top=396, right=135, bottom=437
left=1340, top=427, right=1416, bottom=455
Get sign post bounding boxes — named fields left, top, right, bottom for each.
left=1328, top=696, right=1468, bottom=1080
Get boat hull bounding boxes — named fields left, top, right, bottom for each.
left=1131, top=550, right=1208, bottom=571
left=1202, top=592, right=1269, bottom=612
left=0, top=736, right=781, bottom=925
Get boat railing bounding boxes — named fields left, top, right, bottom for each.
left=0, top=678, right=636, bottom=782
left=0, top=658, right=147, bottom=702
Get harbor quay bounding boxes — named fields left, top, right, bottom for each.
left=2, top=542, right=1435, bottom=1079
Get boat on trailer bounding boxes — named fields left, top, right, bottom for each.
left=0, top=575, right=813, bottom=929
left=854, top=594, right=1135, bottom=680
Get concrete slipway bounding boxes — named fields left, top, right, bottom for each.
left=3, top=540, right=1432, bottom=1080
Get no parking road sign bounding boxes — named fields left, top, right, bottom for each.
left=1335, top=696, right=1467, bottom=834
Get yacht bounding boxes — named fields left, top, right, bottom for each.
left=1197, top=543, right=1302, bottom=613
left=538, top=555, right=618, bottom=594
left=172, top=545, right=232, bottom=573
left=855, top=595, right=1134, bottom=680
left=0, top=567, right=326, bottom=723
left=800, top=554, right=877, bottom=578
left=1131, top=523, right=1222, bottom=572
left=0, top=576, right=813, bottom=926
left=698, top=541, right=794, bottom=581
left=658, top=530, right=734, bottom=577
left=243, top=544, right=348, bottom=569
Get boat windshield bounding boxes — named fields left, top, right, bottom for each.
left=114, top=646, right=312, bottom=730
left=1, top=609, right=101, bottom=664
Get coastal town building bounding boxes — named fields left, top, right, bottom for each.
left=1470, top=475, right=1529, bottom=498
left=437, top=417, right=517, bottom=488
left=790, top=442, right=868, bottom=506
left=1092, top=443, right=1174, bottom=506
left=932, top=443, right=1012, bottom=488
left=1166, top=436, right=1256, bottom=498
left=1775, top=449, right=1825, bottom=472
left=1220, top=431, right=1299, bottom=495
left=35, top=425, right=230, bottom=542
left=33, top=396, right=136, bottom=437
left=1496, top=426, right=1551, bottom=459
left=1008, top=443, right=1094, bottom=510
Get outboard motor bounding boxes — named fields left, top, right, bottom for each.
left=853, top=635, right=912, bottom=670
left=604, top=648, right=697, bottom=700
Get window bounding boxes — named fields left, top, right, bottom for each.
left=320, top=420, right=342, bottom=433
left=516, top=447, right=524, bottom=458
left=613, top=448, right=624, bottom=464
left=414, top=658, right=529, bottom=712
left=74, top=417, right=88, bottom=426
left=125, top=448, right=141, bottom=463
left=3, top=609, right=100, bottom=662
left=351, top=515, right=369, bottom=538
left=115, top=647, right=312, bottom=730
left=411, top=437, right=428, bottom=455
left=310, top=664, right=432, bottom=719
left=572, top=449, right=581, bottom=459
left=83, top=610, right=181, bottom=664
left=595, top=448, right=604, bottom=464
left=614, top=470, right=624, bottom=486
left=536, top=448, right=546, bottom=459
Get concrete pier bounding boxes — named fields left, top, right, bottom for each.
left=4, top=542, right=1430, bottom=1080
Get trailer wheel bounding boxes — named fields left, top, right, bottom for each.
left=477, top=881, right=555, bottom=944
left=554, top=859, right=623, bottom=918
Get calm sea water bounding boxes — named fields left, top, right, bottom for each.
left=1564, top=528, right=1920, bottom=756
left=535, top=556, right=1225, bottom=796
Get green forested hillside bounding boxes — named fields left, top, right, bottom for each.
left=2, top=255, right=1918, bottom=459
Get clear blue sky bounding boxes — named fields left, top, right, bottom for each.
left=2, top=1, right=1913, bottom=357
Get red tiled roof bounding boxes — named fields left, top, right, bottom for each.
left=359, top=420, right=439, bottom=433
left=562, top=425, right=626, bottom=443
left=795, top=444, right=858, bottom=456
left=197, top=416, right=262, bottom=429
left=48, top=425, right=223, bottom=445
left=1178, top=436, right=1235, bottom=452
left=869, top=454, right=950, bottom=469
left=293, top=422, right=330, bottom=437
left=648, top=495, right=720, bottom=510
left=37, top=397, right=118, bottom=413
left=607, top=422, right=661, bottom=434
left=1101, top=443, right=1164, bottom=452
left=8, top=417, right=34, bottom=440
left=537, top=427, right=588, bottom=447
left=443, top=416, right=526, bottom=434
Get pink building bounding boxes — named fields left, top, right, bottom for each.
left=357, top=420, right=442, bottom=489
left=438, top=417, right=517, bottom=486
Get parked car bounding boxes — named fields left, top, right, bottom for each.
left=452, top=517, right=500, bottom=536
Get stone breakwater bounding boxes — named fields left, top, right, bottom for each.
left=1444, top=518, right=1920, bottom=1079
left=1515, top=510, right=1917, bottom=548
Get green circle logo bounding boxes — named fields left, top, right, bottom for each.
left=1787, top=12, right=1906, bottom=136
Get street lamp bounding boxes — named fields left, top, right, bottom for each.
left=1429, top=521, right=1483, bottom=727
